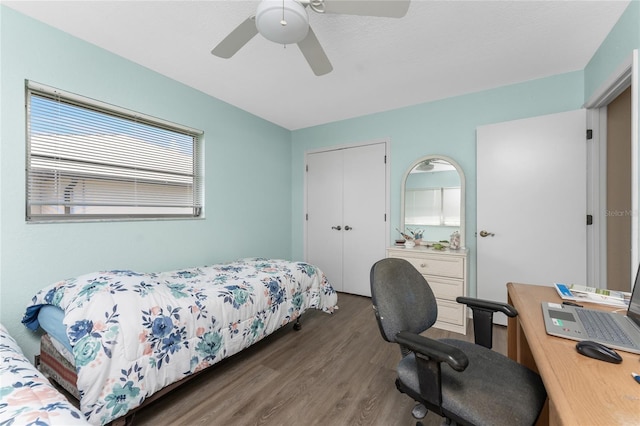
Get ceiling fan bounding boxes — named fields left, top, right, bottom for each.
left=211, top=0, right=411, bottom=76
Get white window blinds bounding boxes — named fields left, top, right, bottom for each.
left=26, top=81, right=203, bottom=222
left=405, top=187, right=460, bottom=226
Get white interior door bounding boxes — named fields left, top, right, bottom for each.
left=342, top=143, right=387, bottom=296
left=477, top=110, right=587, bottom=324
left=306, top=149, right=344, bottom=291
left=306, top=142, right=388, bottom=296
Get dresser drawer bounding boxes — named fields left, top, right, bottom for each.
left=436, top=299, right=465, bottom=326
left=426, top=276, right=464, bottom=301
left=386, top=247, right=468, bottom=334
left=398, top=255, right=464, bottom=279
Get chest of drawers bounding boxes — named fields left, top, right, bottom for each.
left=386, top=245, right=468, bottom=334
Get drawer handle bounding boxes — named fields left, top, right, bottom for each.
left=420, top=263, right=427, bottom=268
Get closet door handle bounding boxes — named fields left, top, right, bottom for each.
left=344, top=226, right=353, bottom=231
left=331, top=225, right=342, bottom=231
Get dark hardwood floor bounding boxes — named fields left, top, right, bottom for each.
left=131, top=293, right=507, bottom=426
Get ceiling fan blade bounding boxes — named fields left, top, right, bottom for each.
left=211, top=16, right=258, bottom=58
left=297, top=26, right=333, bottom=76
left=321, top=0, right=410, bottom=18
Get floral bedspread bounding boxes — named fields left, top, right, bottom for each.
left=22, top=258, right=337, bottom=425
left=0, top=323, right=89, bottom=425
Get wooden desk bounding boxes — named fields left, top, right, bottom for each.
left=507, top=283, right=640, bottom=425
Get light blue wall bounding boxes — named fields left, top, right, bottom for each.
left=0, top=7, right=292, bottom=359
left=291, top=72, right=585, bottom=296
left=584, top=0, right=640, bottom=101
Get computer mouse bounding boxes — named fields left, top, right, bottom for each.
left=575, top=340, right=623, bottom=364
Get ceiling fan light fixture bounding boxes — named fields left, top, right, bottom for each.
left=256, top=0, right=309, bottom=44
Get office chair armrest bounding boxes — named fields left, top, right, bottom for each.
left=396, top=330, right=469, bottom=413
left=456, top=297, right=518, bottom=317
left=396, top=330, right=469, bottom=372
left=456, top=297, right=518, bottom=349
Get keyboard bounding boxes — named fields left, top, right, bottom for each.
left=576, top=309, right=633, bottom=345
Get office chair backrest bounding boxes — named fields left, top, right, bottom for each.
left=370, top=258, right=437, bottom=343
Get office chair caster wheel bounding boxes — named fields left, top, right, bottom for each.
left=411, top=403, right=427, bottom=419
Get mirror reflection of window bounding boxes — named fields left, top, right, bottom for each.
left=443, top=187, right=461, bottom=226
left=405, top=187, right=460, bottom=226
left=405, top=189, right=440, bottom=225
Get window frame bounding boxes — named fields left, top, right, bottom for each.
left=25, top=81, right=204, bottom=223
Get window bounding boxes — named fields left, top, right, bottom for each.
left=442, top=187, right=461, bottom=226
left=405, top=188, right=441, bottom=225
left=405, top=187, right=460, bottom=226
left=26, top=81, right=203, bottom=222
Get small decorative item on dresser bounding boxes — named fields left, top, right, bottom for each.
left=396, top=227, right=412, bottom=241
left=411, top=229, right=424, bottom=241
left=450, top=231, right=461, bottom=250
left=396, top=228, right=424, bottom=247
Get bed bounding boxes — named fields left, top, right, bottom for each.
left=0, top=323, right=89, bottom=425
left=22, top=258, right=337, bottom=425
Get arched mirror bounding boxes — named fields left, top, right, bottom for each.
left=400, top=155, right=465, bottom=247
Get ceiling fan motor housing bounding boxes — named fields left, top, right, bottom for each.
left=256, top=0, right=309, bottom=44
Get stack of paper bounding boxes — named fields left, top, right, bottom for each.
left=554, top=283, right=630, bottom=308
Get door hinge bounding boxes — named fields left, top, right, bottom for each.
left=384, top=213, right=387, bottom=222
left=586, top=214, right=593, bottom=225
left=306, top=164, right=308, bottom=172
left=586, top=129, right=593, bottom=140
left=384, top=155, right=387, bottom=164
left=306, top=213, right=308, bottom=221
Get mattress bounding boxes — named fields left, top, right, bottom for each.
left=38, top=333, right=80, bottom=401
left=37, top=305, right=72, bottom=352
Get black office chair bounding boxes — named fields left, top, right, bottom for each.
left=370, top=258, right=547, bottom=426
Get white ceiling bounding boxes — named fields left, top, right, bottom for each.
left=3, top=0, right=631, bottom=130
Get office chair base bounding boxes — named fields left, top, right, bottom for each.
left=412, top=403, right=428, bottom=419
